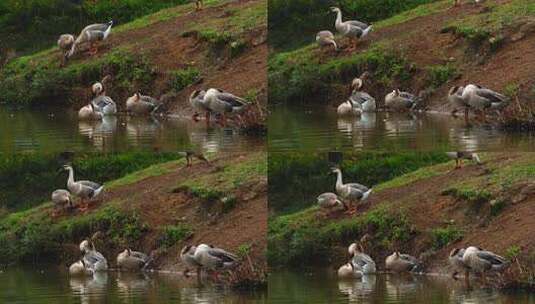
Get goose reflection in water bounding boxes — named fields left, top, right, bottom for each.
left=338, top=275, right=377, bottom=300
left=78, top=116, right=117, bottom=150
left=69, top=272, right=108, bottom=304
left=383, top=112, right=419, bottom=136
left=126, top=116, right=162, bottom=147
left=116, top=272, right=151, bottom=297
left=337, top=113, right=378, bottom=149
left=385, top=274, right=422, bottom=300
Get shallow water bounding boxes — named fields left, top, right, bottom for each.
left=269, top=106, right=535, bottom=152
left=268, top=270, right=534, bottom=304
left=0, top=267, right=266, bottom=303
left=0, top=107, right=263, bottom=154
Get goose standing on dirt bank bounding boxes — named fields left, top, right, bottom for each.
left=57, top=34, right=75, bottom=65
left=52, top=189, right=73, bottom=212
left=204, top=88, right=248, bottom=123
left=331, top=7, right=372, bottom=50
left=193, top=244, right=240, bottom=278
left=181, top=245, right=203, bottom=277
left=385, top=252, right=422, bottom=273
left=460, top=84, right=509, bottom=119
left=126, top=93, right=162, bottom=115
left=348, top=243, right=376, bottom=274
left=63, top=165, right=104, bottom=211
left=462, top=246, right=508, bottom=284
left=68, top=21, right=113, bottom=58
left=80, top=239, right=108, bottom=272
left=78, top=103, right=103, bottom=120
left=448, top=86, right=469, bottom=119
left=446, top=152, right=481, bottom=168
left=449, top=248, right=468, bottom=279
left=317, top=192, right=347, bottom=213
left=385, top=89, right=418, bottom=111
left=332, top=168, right=372, bottom=214
left=338, top=100, right=363, bottom=116
left=189, top=90, right=210, bottom=121
left=69, top=260, right=93, bottom=276
left=117, top=249, right=152, bottom=271
left=316, top=30, right=338, bottom=51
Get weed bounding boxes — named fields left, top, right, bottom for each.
left=168, top=67, right=200, bottom=92
left=159, top=224, right=192, bottom=248
left=431, top=227, right=463, bottom=249
left=426, top=64, right=458, bottom=88
left=490, top=199, right=506, bottom=216
left=506, top=245, right=521, bottom=260
left=237, top=243, right=252, bottom=258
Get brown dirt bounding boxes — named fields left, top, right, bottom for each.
left=67, top=0, right=267, bottom=115
left=55, top=152, right=267, bottom=274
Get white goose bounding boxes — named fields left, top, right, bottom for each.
left=348, top=243, right=376, bottom=274
left=80, top=240, right=108, bottom=272
left=449, top=248, right=468, bottom=278
left=448, top=86, right=469, bottom=118
left=385, top=89, right=418, bottom=111
left=337, top=100, right=362, bottom=116
left=331, top=7, right=372, bottom=50
left=63, top=165, right=104, bottom=210
left=180, top=245, right=203, bottom=277
left=91, top=95, right=117, bottom=116
left=69, top=260, right=93, bottom=276
left=52, top=189, right=73, bottom=212
left=78, top=103, right=103, bottom=120
left=117, top=249, right=151, bottom=271
left=68, top=21, right=113, bottom=58
left=338, top=262, right=363, bottom=279
left=204, top=88, right=248, bottom=123
left=316, top=30, right=337, bottom=50
left=332, top=168, right=372, bottom=213
left=460, top=84, right=509, bottom=118
left=126, top=93, right=162, bottom=115
left=189, top=90, right=210, bottom=121
left=462, top=246, right=508, bottom=283
left=317, top=192, right=347, bottom=213
left=193, top=244, right=239, bottom=278
left=385, top=252, right=422, bottom=273
left=57, top=34, right=75, bottom=65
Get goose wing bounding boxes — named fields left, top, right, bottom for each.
left=217, top=91, right=247, bottom=107
left=474, top=87, right=508, bottom=103
left=346, top=20, right=369, bottom=29
left=79, top=180, right=101, bottom=190
left=346, top=183, right=369, bottom=192
left=477, top=251, right=507, bottom=266
left=206, top=247, right=239, bottom=264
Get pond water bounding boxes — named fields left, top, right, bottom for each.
left=0, top=267, right=266, bottom=303
left=0, top=107, right=264, bottom=154
left=269, top=106, right=535, bottom=152
left=268, top=270, right=534, bottom=303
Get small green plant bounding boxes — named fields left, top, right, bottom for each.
left=427, top=64, right=457, bottom=88
left=188, top=186, right=224, bottom=201
left=230, top=40, right=247, bottom=58
left=430, top=227, right=463, bottom=249
left=221, top=196, right=238, bottom=213
left=237, top=243, right=251, bottom=258
left=443, top=187, right=492, bottom=205
left=505, top=245, right=521, bottom=260
left=169, top=68, right=200, bottom=91
left=503, top=83, right=520, bottom=99
left=490, top=199, right=506, bottom=216
left=160, top=224, right=192, bottom=248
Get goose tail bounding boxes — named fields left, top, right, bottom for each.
left=103, top=21, right=113, bottom=39
left=93, top=186, right=105, bottom=198
left=361, top=188, right=373, bottom=202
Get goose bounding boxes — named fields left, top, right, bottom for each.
left=193, top=244, right=239, bottom=278
left=449, top=248, right=468, bottom=279
left=337, top=100, right=362, bottom=116
left=180, top=245, right=203, bottom=277
left=460, top=84, right=509, bottom=119
left=52, top=189, right=73, bottom=212
left=203, top=88, right=248, bottom=123
left=316, top=31, right=337, bottom=50
left=349, top=91, right=376, bottom=112
left=57, top=34, right=75, bottom=65
left=68, top=21, right=113, bottom=58
left=63, top=165, right=104, bottom=211
left=78, top=103, right=103, bottom=120
left=126, top=93, right=162, bottom=115
left=92, top=82, right=104, bottom=96
left=348, top=243, right=376, bottom=274
left=91, top=95, right=117, bottom=116
left=69, top=259, right=93, bottom=276
left=338, top=262, right=363, bottom=279
left=448, top=86, right=469, bottom=119
left=385, top=89, right=418, bottom=111
left=189, top=90, right=211, bottom=121
left=178, top=151, right=209, bottom=167
left=80, top=239, right=108, bottom=272
left=331, top=167, right=372, bottom=213
left=117, top=249, right=151, bottom=271
left=385, top=252, right=422, bottom=273
left=462, top=246, right=508, bottom=283
left=446, top=152, right=481, bottom=168
left=330, top=7, right=372, bottom=50
left=317, top=192, right=347, bottom=213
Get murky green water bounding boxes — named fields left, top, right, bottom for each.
left=0, top=108, right=263, bottom=154
left=0, top=267, right=266, bottom=303
left=269, top=106, right=535, bottom=152
left=268, top=270, right=534, bottom=303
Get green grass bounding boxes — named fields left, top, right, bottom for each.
left=159, top=224, right=192, bottom=248
left=430, top=227, right=463, bottom=249
left=168, top=67, right=201, bottom=92
left=426, top=64, right=458, bottom=88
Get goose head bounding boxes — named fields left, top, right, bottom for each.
left=351, top=78, right=363, bottom=91
left=63, top=165, right=73, bottom=171
left=181, top=245, right=195, bottom=255
left=449, top=248, right=462, bottom=258
left=92, top=82, right=103, bottom=96
left=330, top=167, right=341, bottom=174
left=330, top=7, right=341, bottom=13
left=190, top=90, right=205, bottom=100
left=80, top=239, right=91, bottom=253
left=448, top=86, right=459, bottom=96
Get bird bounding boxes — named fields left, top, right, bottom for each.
left=69, top=259, right=93, bottom=276
left=203, top=88, right=248, bottom=124
left=338, top=262, right=363, bottom=279
left=116, top=248, right=152, bottom=271
left=63, top=165, right=104, bottom=211
left=193, top=244, right=240, bottom=279
left=449, top=248, right=468, bottom=279
left=385, top=252, right=422, bottom=273
left=317, top=192, right=347, bottom=213
left=385, top=89, right=419, bottom=111
left=51, top=189, right=73, bottom=213
left=349, top=91, right=376, bottom=112
left=178, top=151, right=209, bottom=167
left=91, top=95, right=117, bottom=116
left=331, top=167, right=372, bottom=214
left=459, top=84, right=509, bottom=120
left=316, top=30, right=337, bottom=51
left=126, top=93, right=162, bottom=115
left=337, top=100, right=362, bottom=116
left=180, top=245, right=203, bottom=277
left=448, top=86, right=469, bottom=120
left=80, top=239, right=108, bottom=272
left=348, top=243, right=376, bottom=274
left=189, top=90, right=210, bottom=121
left=57, top=34, right=75, bottom=65
left=446, top=152, right=482, bottom=169
left=330, top=7, right=372, bottom=50
left=462, top=246, right=508, bottom=284
left=68, top=21, right=113, bottom=58
left=78, top=103, right=103, bottom=120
